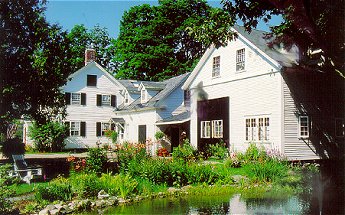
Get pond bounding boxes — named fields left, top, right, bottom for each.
left=86, top=161, right=344, bottom=215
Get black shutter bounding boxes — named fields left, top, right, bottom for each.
left=81, top=93, right=86, bottom=105
left=65, top=93, right=71, bottom=105
left=97, top=94, right=102, bottom=106
left=64, top=121, right=70, bottom=136
left=111, top=95, right=116, bottom=107
left=111, top=123, right=115, bottom=130
left=80, top=122, right=86, bottom=137
left=96, top=122, right=102, bottom=137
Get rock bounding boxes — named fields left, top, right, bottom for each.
left=98, top=190, right=110, bottom=199
left=231, top=175, right=248, bottom=183
left=45, top=205, right=56, bottom=211
left=167, top=187, right=179, bottom=193
left=49, top=209, right=59, bottom=215
left=38, top=209, right=49, bottom=215
left=95, top=200, right=106, bottom=208
left=54, top=203, right=63, bottom=210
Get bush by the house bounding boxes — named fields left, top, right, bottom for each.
left=86, top=148, right=108, bottom=175
left=172, top=139, right=196, bottom=162
left=29, top=121, right=67, bottom=152
left=35, top=176, right=72, bottom=202
left=206, top=142, right=229, bottom=159
left=105, top=130, right=118, bottom=144
left=156, top=147, right=169, bottom=157
left=116, top=142, right=147, bottom=173
left=0, top=137, right=25, bottom=159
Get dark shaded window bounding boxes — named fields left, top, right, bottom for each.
left=87, top=75, right=97, bottom=87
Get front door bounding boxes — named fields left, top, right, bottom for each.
left=171, top=127, right=180, bottom=151
left=138, top=125, right=147, bottom=143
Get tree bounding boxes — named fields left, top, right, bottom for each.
left=67, top=24, right=115, bottom=72
left=0, top=0, right=74, bottom=135
left=112, top=0, right=234, bottom=81
left=221, top=0, right=345, bottom=78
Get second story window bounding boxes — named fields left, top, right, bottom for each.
left=87, top=75, right=97, bottom=87
left=71, top=93, right=81, bottom=105
left=298, top=116, right=310, bottom=138
left=97, top=94, right=116, bottom=107
left=65, top=92, right=86, bottom=105
left=236, top=48, right=245, bottom=71
left=124, top=91, right=129, bottom=104
left=102, top=95, right=111, bottom=106
left=212, top=56, right=220, bottom=77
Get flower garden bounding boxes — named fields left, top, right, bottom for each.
left=1, top=141, right=318, bottom=214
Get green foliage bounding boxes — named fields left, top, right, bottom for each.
left=86, top=148, right=108, bottom=175
left=0, top=164, right=17, bottom=214
left=1, top=0, right=75, bottom=133
left=35, top=176, right=72, bottom=202
left=113, top=173, right=138, bottom=199
left=67, top=24, right=115, bottom=72
left=105, top=130, right=118, bottom=144
left=172, top=139, right=196, bottom=162
left=0, top=137, right=25, bottom=158
left=248, top=159, right=289, bottom=183
left=69, top=173, right=103, bottom=198
left=112, top=0, right=234, bottom=81
left=154, top=131, right=165, bottom=140
left=116, top=142, right=147, bottom=173
left=29, top=121, right=67, bottom=152
left=206, top=142, right=229, bottom=159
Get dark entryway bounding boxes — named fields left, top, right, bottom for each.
left=197, top=97, right=229, bottom=151
left=138, top=125, right=146, bottom=143
left=171, top=127, right=180, bottom=150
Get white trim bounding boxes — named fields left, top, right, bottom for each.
left=155, top=118, right=190, bottom=125
left=298, top=116, right=310, bottom=138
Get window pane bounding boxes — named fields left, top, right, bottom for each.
left=236, top=49, right=245, bottom=71
left=87, top=75, right=97, bottom=86
left=212, top=56, right=220, bottom=77
left=71, top=93, right=81, bottom=105
left=102, top=95, right=111, bottom=105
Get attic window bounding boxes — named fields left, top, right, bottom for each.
left=124, top=91, right=129, bottom=104
left=212, top=56, right=220, bottom=77
left=236, top=48, right=245, bottom=71
left=87, top=75, right=97, bottom=87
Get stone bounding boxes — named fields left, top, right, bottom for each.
left=49, top=209, right=59, bottom=215
left=98, top=190, right=110, bottom=199
left=38, top=209, right=49, bottom=215
left=54, top=203, right=63, bottom=210
left=45, top=205, right=56, bottom=211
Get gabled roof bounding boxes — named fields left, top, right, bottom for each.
left=182, top=25, right=299, bottom=90
left=117, top=80, right=141, bottom=94
left=67, top=61, right=124, bottom=88
left=139, top=81, right=166, bottom=91
left=116, top=73, right=190, bottom=112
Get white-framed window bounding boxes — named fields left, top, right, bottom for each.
left=245, top=117, right=270, bottom=142
left=212, top=56, right=220, bottom=77
left=71, top=93, right=81, bottom=105
left=236, top=48, right=245, bottom=71
left=141, top=89, right=147, bottom=103
left=116, top=123, right=125, bottom=140
left=101, top=122, right=110, bottom=136
left=102, top=95, right=111, bottom=106
left=70, top=121, right=80, bottom=136
left=201, top=121, right=211, bottom=138
left=124, top=91, right=129, bottom=104
left=258, top=117, right=270, bottom=141
left=335, top=118, right=344, bottom=137
left=298, top=116, right=309, bottom=138
left=212, top=120, right=223, bottom=138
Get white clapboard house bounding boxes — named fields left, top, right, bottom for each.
left=182, top=25, right=344, bottom=160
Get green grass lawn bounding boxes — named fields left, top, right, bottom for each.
left=9, top=182, right=49, bottom=196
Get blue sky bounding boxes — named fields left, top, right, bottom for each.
left=45, top=0, right=282, bottom=38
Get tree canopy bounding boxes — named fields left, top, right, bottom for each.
left=0, top=0, right=74, bottom=134
left=67, top=24, right=115, bottom=72
left=222, top=0, right=345, bottom=78
left=112, top=0, right=234, bottom=81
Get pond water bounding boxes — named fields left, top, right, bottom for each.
left=86, top=161, right=345, bottom=215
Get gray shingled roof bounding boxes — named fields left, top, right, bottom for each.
left=117, top=80, right=141, bottom=94
left=234, top=25, right=296, bottom=67
left=156, top=111, right=190, bottom=124
left=140, top=81, right=166, bottom=90
left=117, top=73, right=190, bottom=111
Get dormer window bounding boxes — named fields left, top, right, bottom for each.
left=124, top=91, right=129, bottom=104
left=141, top=89, right=147, bottom=103
left=87, top=75, right=97, bottom=87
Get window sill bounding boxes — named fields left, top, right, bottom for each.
left=235, top=70, right=246, bottom=74
left=211, top=75, right=221, bottom=79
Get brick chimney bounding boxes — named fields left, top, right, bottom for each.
left=85, top=48, right=96, bottom=65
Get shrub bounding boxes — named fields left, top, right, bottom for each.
left=70, top=173, right=102, bottom=198
left=154, top=131, right=165, bottom=140
left=116, top=142, right=147, bottom=173
left=113, top=173, right=138, bottom=198
left=206, top=142, right=229, bottom=159
left=105, top=130, right=118, bottom=144
left=186, top=163, right=219, bottom=185
left=29, top=121, right=67, bottom=152
left=86, top=147, right=108, bottom=174
left=243, top=143, right=268, bottom=163
left=0, top=164, right=17, bottom=214
left=35, top=176, right=72, bottom=201
left=249, top=159, right=289, bottom=182
left=172, top=139, right=196, bottom=162
left=224, top=152, right=243, bottom=168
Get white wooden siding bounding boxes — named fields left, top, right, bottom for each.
left=64, top=64, right=122, bottom=148
left=283, top=80, right=320, bottom=160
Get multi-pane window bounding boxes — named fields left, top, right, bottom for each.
left=335, top=118, right=344, bottom=137
left=124, top=92, right=129, bottom=104
left=70, top=122, right=80, bottom=136
left=212, top=56, right=220, bottom=77
left=201, top=121, right=211, bottom=138
left=101, top=122, right=110, bottom=136
left=236, top=48, right=245, bottom=71
left=116, top=123, right=125, bottom=140
left=258, top=117, right=270, bottom=141
left=102, top=95, right=111, bottom=106
left=71, top=93, right=81, bottom=105
left=299, top=116, right=309, bottom=138
left=212, top=120, right=223, bottom=138
left=246, top=117, right=270, bottom=141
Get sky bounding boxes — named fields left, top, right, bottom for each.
left=44, top=0, right=282, bottom=38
